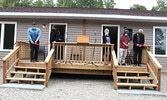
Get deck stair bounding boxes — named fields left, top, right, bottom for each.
left=116, top=66, right=157, bottom=90
left=6, top=62, right=46, bottom=85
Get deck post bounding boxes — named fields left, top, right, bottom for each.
left=3, top=61, right=7, bottom=83
left=157, top=69, right=161, bottom=91
left=45, top=63, right=49, bottom=86
left=82, top=19, right=86, bottom=60
left=52, top=42, right=56, bottom=66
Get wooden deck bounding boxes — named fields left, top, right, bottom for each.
left=1, top=41, right=162, bottom=91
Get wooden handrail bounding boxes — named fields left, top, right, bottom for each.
left=53, top=42, right=114, bottom=46
left=53, top=42, right=114, bottom=65
left=111, top=50, right=119, bottom=90
left=44, top=48, right=55, bottom=86
left=2, top=46, right=20, bottom=61
left=146, top=49, right=162, bottom=91
left=2, top=46, right=20, bottom=83
left=147, top=51, right=162, bottom=69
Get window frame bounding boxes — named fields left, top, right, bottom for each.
left=153, top=26, right=167, bottom=57
left=0, top=22, right=17, bottom=51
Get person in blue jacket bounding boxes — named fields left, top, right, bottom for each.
left=27, top=22, right=41, bottom=62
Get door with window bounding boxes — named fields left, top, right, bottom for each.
left=102, top=25, right=120, bottom=59
left=0, top=22, right=16, bottom=51
left=48, top=23, right=67, bottom=59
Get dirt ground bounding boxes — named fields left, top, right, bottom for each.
left=0, top=67, right=167, bottom=100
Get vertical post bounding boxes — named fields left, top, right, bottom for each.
left=111, top=45, right=114, bottom=51
left=83, top=19, right=86, bottom=35
left=45, top=63, right=48, bottom=87
left=82, top=19, right=86, bottom=61
left=52, top=42, right=55, bottom=66
left=3, top=61, right=7, bottom=84
left=157, top=69, right=161, bottom=91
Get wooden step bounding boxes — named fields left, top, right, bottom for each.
left=117, top=66, right=147, bottom=72
left=117, top=71, right=150, bottom=74
left=6, top=77, right=45, bottom=82
left=117, top=83, right=157, bottom=87
left=53, top=64, right=112, bottom=71
left=15, top=66, right=46, bottom=70
left=10, top=71, right=46, bottom=76
left=117, top=76, right=153, bottom=80
left=18, top=62, right=45, bottom=67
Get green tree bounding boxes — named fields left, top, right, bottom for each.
left=33, top=0, right=44, bottom=7
left=43, top=0, right=55, bottom=7
left=130, top=4, right=147, bottom=10
left=152, top=0, right=167, bottom=11
left=104, top=0, right=115, bottom=8
left=74, top=0, right=104, bottom=8
left=0, top=0, right=20, bottom=7
left=19, top=0, right=32, bottom=7
left=57, top=0, right=107, bottom=8
left=57, top=0, right=76, bottom=7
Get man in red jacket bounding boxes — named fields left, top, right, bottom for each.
left=119, top=30, right=130, bottom=65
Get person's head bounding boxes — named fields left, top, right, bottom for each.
left=52, top=25, right=56, bottom=30
left=138, top=29, right=144, bottom=34
left=123, top=26, right=127, bottom=32
left=104, top=28, right=109, bottom=36
left=32, top=22, right=37, bottom=27
left=124, top=30, right=129, bottom=37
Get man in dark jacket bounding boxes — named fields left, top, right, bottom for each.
left=133, top=29, right=145, bottom=66
left=50, top=25, right=59, bottom=59
left=50, top=25, right=59, bottom=47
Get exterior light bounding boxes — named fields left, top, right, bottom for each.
left=43, top=24, right=46, bottom=29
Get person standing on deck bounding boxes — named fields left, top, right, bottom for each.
left=27, top=22, right=41, bottom=62
left=103, top=28, right=111, bottom=63
left=50, top=25, right=59, bottom=59
left=133, top=29, right=145, bottom=66
left=119, top=30, right=130, bottom=65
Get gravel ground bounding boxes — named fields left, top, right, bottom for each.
left=0, top=67, right=167, bottom=100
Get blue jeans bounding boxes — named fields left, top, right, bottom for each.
left=50, top=44, right=57, bottom=59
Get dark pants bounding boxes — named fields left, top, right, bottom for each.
left=133, top=46, right=143, bottom=65
left=30, top=41, right=39, bottom=61
left=50, top=44, right=57, bottom=59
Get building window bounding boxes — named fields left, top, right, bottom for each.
left=0, top=22, right=17, bottom=51
left=154, top=27, right=167, bottom=56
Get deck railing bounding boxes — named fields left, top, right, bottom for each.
left=44, top=48, right=55, bottom=86
left=2, top=46, right=20, bottom=83
left=53, top=42, right=114, bottom=65
left=146, top=47, right=162, bottom=91
left=111, top=49, right=119, bottom=90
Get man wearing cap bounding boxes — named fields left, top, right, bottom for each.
left=50, top=25, right=59, bottom=59
left=133, top=29, right=145, bottom=66
left=27, top=22, right=41, bottom=62
left=119, top=30, right=130, bottom=65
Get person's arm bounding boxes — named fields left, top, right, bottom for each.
left=103, top=36, right=106, bottom=43
left=133, top=34, right=137, bottom=45
left=141, top=34, right=145, bottom=45
left=35, top=28, right=41, bottom=43
left=27, top=28, right=33, bottom=43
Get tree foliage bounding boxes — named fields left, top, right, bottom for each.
left=0, top=0, right=116, bottom=9
left=130, top=4, right=147, bottom=10
left=57, top=0, right=76, bottom=8
left=104, top=0, right=115, bottom=8
left=57, top=0, right=115, bottom=8
left=152, top=0, right=167, bottom=11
